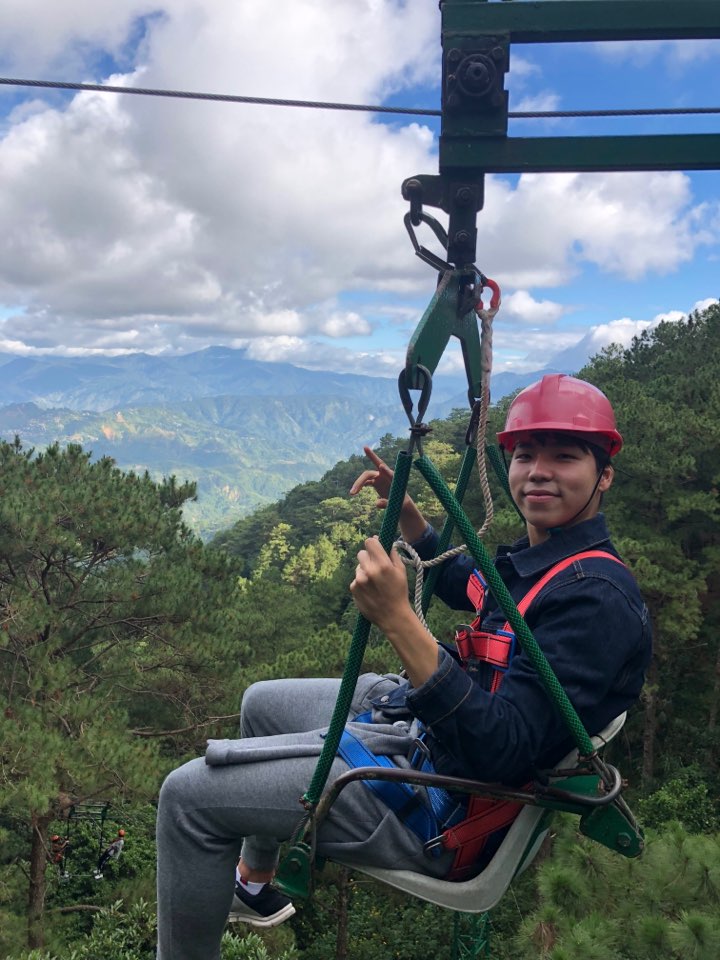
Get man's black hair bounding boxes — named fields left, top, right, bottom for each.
left=514, top=432, right=611, bottom=473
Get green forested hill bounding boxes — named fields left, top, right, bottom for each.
left=0, top=394, right=414, bottom=538
left=0, top=347, right=546, bottom=539
left=2, top=305, right=719, bottom=959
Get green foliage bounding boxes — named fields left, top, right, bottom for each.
left=220, top=931, right=297, bottom=960
left=637, top=768, right=719, bottom=833
left=2, top=390, right=413, bottom=539
left=10, top=899, right=156, bottom=960
left=0, top=441, right=252, bottom=952
left=514, top=818, right=720, bottom=960
left=581, top=305, right=720, bottom=786
left=293, top=867, right=456, bottom=960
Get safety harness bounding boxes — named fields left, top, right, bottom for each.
left=338, top=548, right=624, bottom=881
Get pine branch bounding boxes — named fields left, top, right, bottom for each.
left=49, top=904, right=104, bottom=914
left=130, top=712, right=241, bottom=737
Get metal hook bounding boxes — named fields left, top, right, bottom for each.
left=403, top=212, right=452, bottom=273
left=398, top=365, right=433, bottom=456
left=475, top=275, right=501, bottom=315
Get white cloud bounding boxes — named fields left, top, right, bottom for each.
left=584, top=317, right=655, bottom=353
left=495, top=327, right=585, bottom=372
left=506, top=56, right=541, bottom=83
left=478, top=171, right=716, bottom=287
left=589, top=298, right=719, bottom=352
left=594, top=39, right=720, bottom=68
left=690, top=297, right=719, bottom=314
left=0, top=1, right=159, bottom=74
left=510, top=92, right=561, bottom=115
left=500, top=290, right=567, bottom=326
left=0, top=1, right=717, bottom=370
left=0, top=1, right=440, bottom=353
left=544, top=297, right=720, bottom=373
left=318, top=311, right=371, bottom=338
left=238, top=334, right=400, bottom=377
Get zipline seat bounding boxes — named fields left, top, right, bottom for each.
left=335, top=712, right=626, bottom=913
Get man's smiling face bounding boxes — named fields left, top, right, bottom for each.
left=508, top=433, right=613, bottom=545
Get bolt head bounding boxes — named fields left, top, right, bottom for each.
left=466, top=62, right=489, bottom=88
left=457, top=54, right=495, bottom=98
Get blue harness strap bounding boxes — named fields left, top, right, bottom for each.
left=337, top=728, right=464, bottom=852
left=337, top=729, right=438, bottom=845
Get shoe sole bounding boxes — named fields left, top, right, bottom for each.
left=227, top=903, right=296, bottom=928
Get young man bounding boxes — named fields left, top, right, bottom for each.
left=156, top=374, right=651, bottom=960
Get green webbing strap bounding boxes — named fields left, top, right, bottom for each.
left=414, top=454, right=595, bottom=757
left=301, top=450, right=414, bottom=806
left=420, top=441, right=476, bottom=615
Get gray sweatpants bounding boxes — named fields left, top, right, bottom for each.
left=156, top=674, right=454, bottom=960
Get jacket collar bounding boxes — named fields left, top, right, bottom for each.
left=498, top=514, right=614, bottom=579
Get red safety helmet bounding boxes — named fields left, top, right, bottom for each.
left=497, top=374, right=623, bottom=456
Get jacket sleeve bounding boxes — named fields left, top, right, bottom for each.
left=405, top=573, right=649, bottom=784
left=410, top=524, right=477, bottom=613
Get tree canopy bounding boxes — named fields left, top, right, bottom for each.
left=0, top=442, right=247, bottom=948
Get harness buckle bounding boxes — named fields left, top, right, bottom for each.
left=423, top=834, right=447, bottom=857
left=409, top=736, right=432, bottom=770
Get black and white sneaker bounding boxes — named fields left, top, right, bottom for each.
left=228, top=882, right=296, bottom=928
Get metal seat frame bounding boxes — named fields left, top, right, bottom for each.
left=336, top=713, right=627, bottom=912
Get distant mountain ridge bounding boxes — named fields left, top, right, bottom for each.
left=0, top=347, right=565, bottom=537
left=0, top=346, right=551, bottom=412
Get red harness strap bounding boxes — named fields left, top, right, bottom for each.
left=444, top=549, right=624, bottom=880
left=442, top=795, right=526, bottom=880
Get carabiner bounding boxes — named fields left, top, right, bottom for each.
left=476, top=276, right=501, bottom=316
left=404, top=211, right=452, bottom=274
left=398, top=365, right=433, bottom=455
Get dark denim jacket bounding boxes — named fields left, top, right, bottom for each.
left=376, top=515, right=652, bottom=786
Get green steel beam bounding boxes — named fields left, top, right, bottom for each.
left=440, top=133, right=720, bottom=172
left=443, top=1, right=720, bottom=44
left=428, top=1, right=720, bottom=263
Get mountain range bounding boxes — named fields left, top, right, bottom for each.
left=0, top=347, right=561, bottom=538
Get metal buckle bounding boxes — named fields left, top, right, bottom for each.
left=423, top=835, right=446, bottom=857
left=409, top=736, right=432, bottom=770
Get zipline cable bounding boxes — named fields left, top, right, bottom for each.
left=2, top=77, right=720, bottom=119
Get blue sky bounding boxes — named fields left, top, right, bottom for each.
left=0, top=1, right=717, bottom=383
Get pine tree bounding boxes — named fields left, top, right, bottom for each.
left=0, top=441, right=246, bottom=949
left=583, top=303, right=720, bottom=787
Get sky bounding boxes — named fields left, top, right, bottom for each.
left=0, top=0, right=718, bottom=384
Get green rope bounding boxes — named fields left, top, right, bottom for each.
left=420, top=442, right=477, bottom=615
left=301, top=450, right=414, bottom=805
left=414, top=454, right=595, bottom=757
